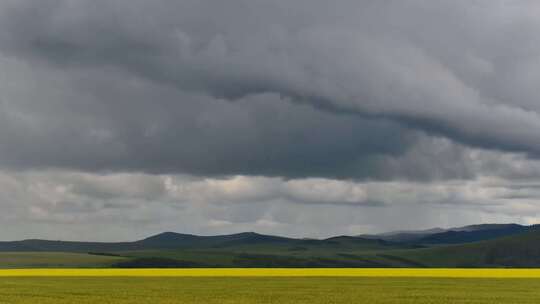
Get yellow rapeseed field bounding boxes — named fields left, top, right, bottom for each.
left=1, top=268, right=540, bottom=277
left=2, top=274, right=540, bottom=303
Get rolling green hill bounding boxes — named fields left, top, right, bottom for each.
left=389, top=226, right=540, bottom=268
left=0, top=232, right=408, bottom=252
left=362, top=224, right=532, bottom=244
left=0, top=252, right=126, bottom=268
left=2, top=225, right=540, bottom=268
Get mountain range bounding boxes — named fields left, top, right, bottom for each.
left=360, top=223, right=532, bottom=244
left=1, top=223, right=539, bottom=268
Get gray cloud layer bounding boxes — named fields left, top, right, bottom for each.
left=0, top=1, right=540, bottom=180
left=1, top=1, right=540, bottom=239
left=1, top=167, right=539, bottom=241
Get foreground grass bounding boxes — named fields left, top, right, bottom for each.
left=1, top=276, right=540, bottom=303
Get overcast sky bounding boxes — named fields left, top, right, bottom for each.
left=1, top=0, right=540, bottom=241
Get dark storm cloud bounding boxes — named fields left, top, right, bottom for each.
left=0, top=46, right=476, bottom=180
left=0, top=61, right=427, bottom=179
left=0, top=0, right=539, bottom=180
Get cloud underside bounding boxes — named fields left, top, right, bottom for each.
left=0, top=1, right=540, bottom=239
left=0, top=0, right=539, bottom=179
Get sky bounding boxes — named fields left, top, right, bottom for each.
left=1, top=0, right=540, bottom=241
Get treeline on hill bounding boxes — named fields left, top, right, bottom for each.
left=1, top=224, right=540, bottom=268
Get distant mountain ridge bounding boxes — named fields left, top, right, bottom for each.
left=0, top=224, right=534, bottom=252
left=416, top=224, right=529, bottom=245
left=360, top=223, right=532, bottom=244
left=0, top=231, right=403, bottom=252
left=394, top=225, right=540, bottom=267
left=360, top=228, right=446, bottom=243
left=2, top=223, right=540, bottom=268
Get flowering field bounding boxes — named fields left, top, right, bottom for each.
left=2, top=268, right=540, bottom=277
left=1, top=269, right=540, bottom=303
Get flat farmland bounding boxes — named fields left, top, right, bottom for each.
left=1, top=269, right=540, bottom=303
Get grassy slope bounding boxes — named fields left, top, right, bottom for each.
left=0, top=252, right=127, bottom=268
left=2, top=277, right=540, bottom=303
left=388, top=228, right=540, bottom=267
left=115, top=229, right=540, bottom=268
left=114, top=238, right=418, bottom=267
left=0, top=240, right=416, bottom=268
left=3, top=229, right=540, bottom=268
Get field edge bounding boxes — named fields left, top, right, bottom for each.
left=2, top=268, right=540, bottom=278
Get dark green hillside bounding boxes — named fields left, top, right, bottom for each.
left=362, top=224, right=532, bottom=244
left=132, top=232, right=297, bottom=250
left=360, top=228, right=446, bottom=243
left=0, top=232, right=414, bottom=268
left=111, top=235, right=418, bottom=268
left=2, top=225, right=540, bottom=268
left=0, top=252, right=126, bottom=268
left=0, top=232, right=297, bottom=252
left=415, top=224, right=530, bottom=245
left=0, top=240, right=140, bottom=252
left=390, top=227, right=540, bottom=267
left=0, top=232, right=408, bottom=253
